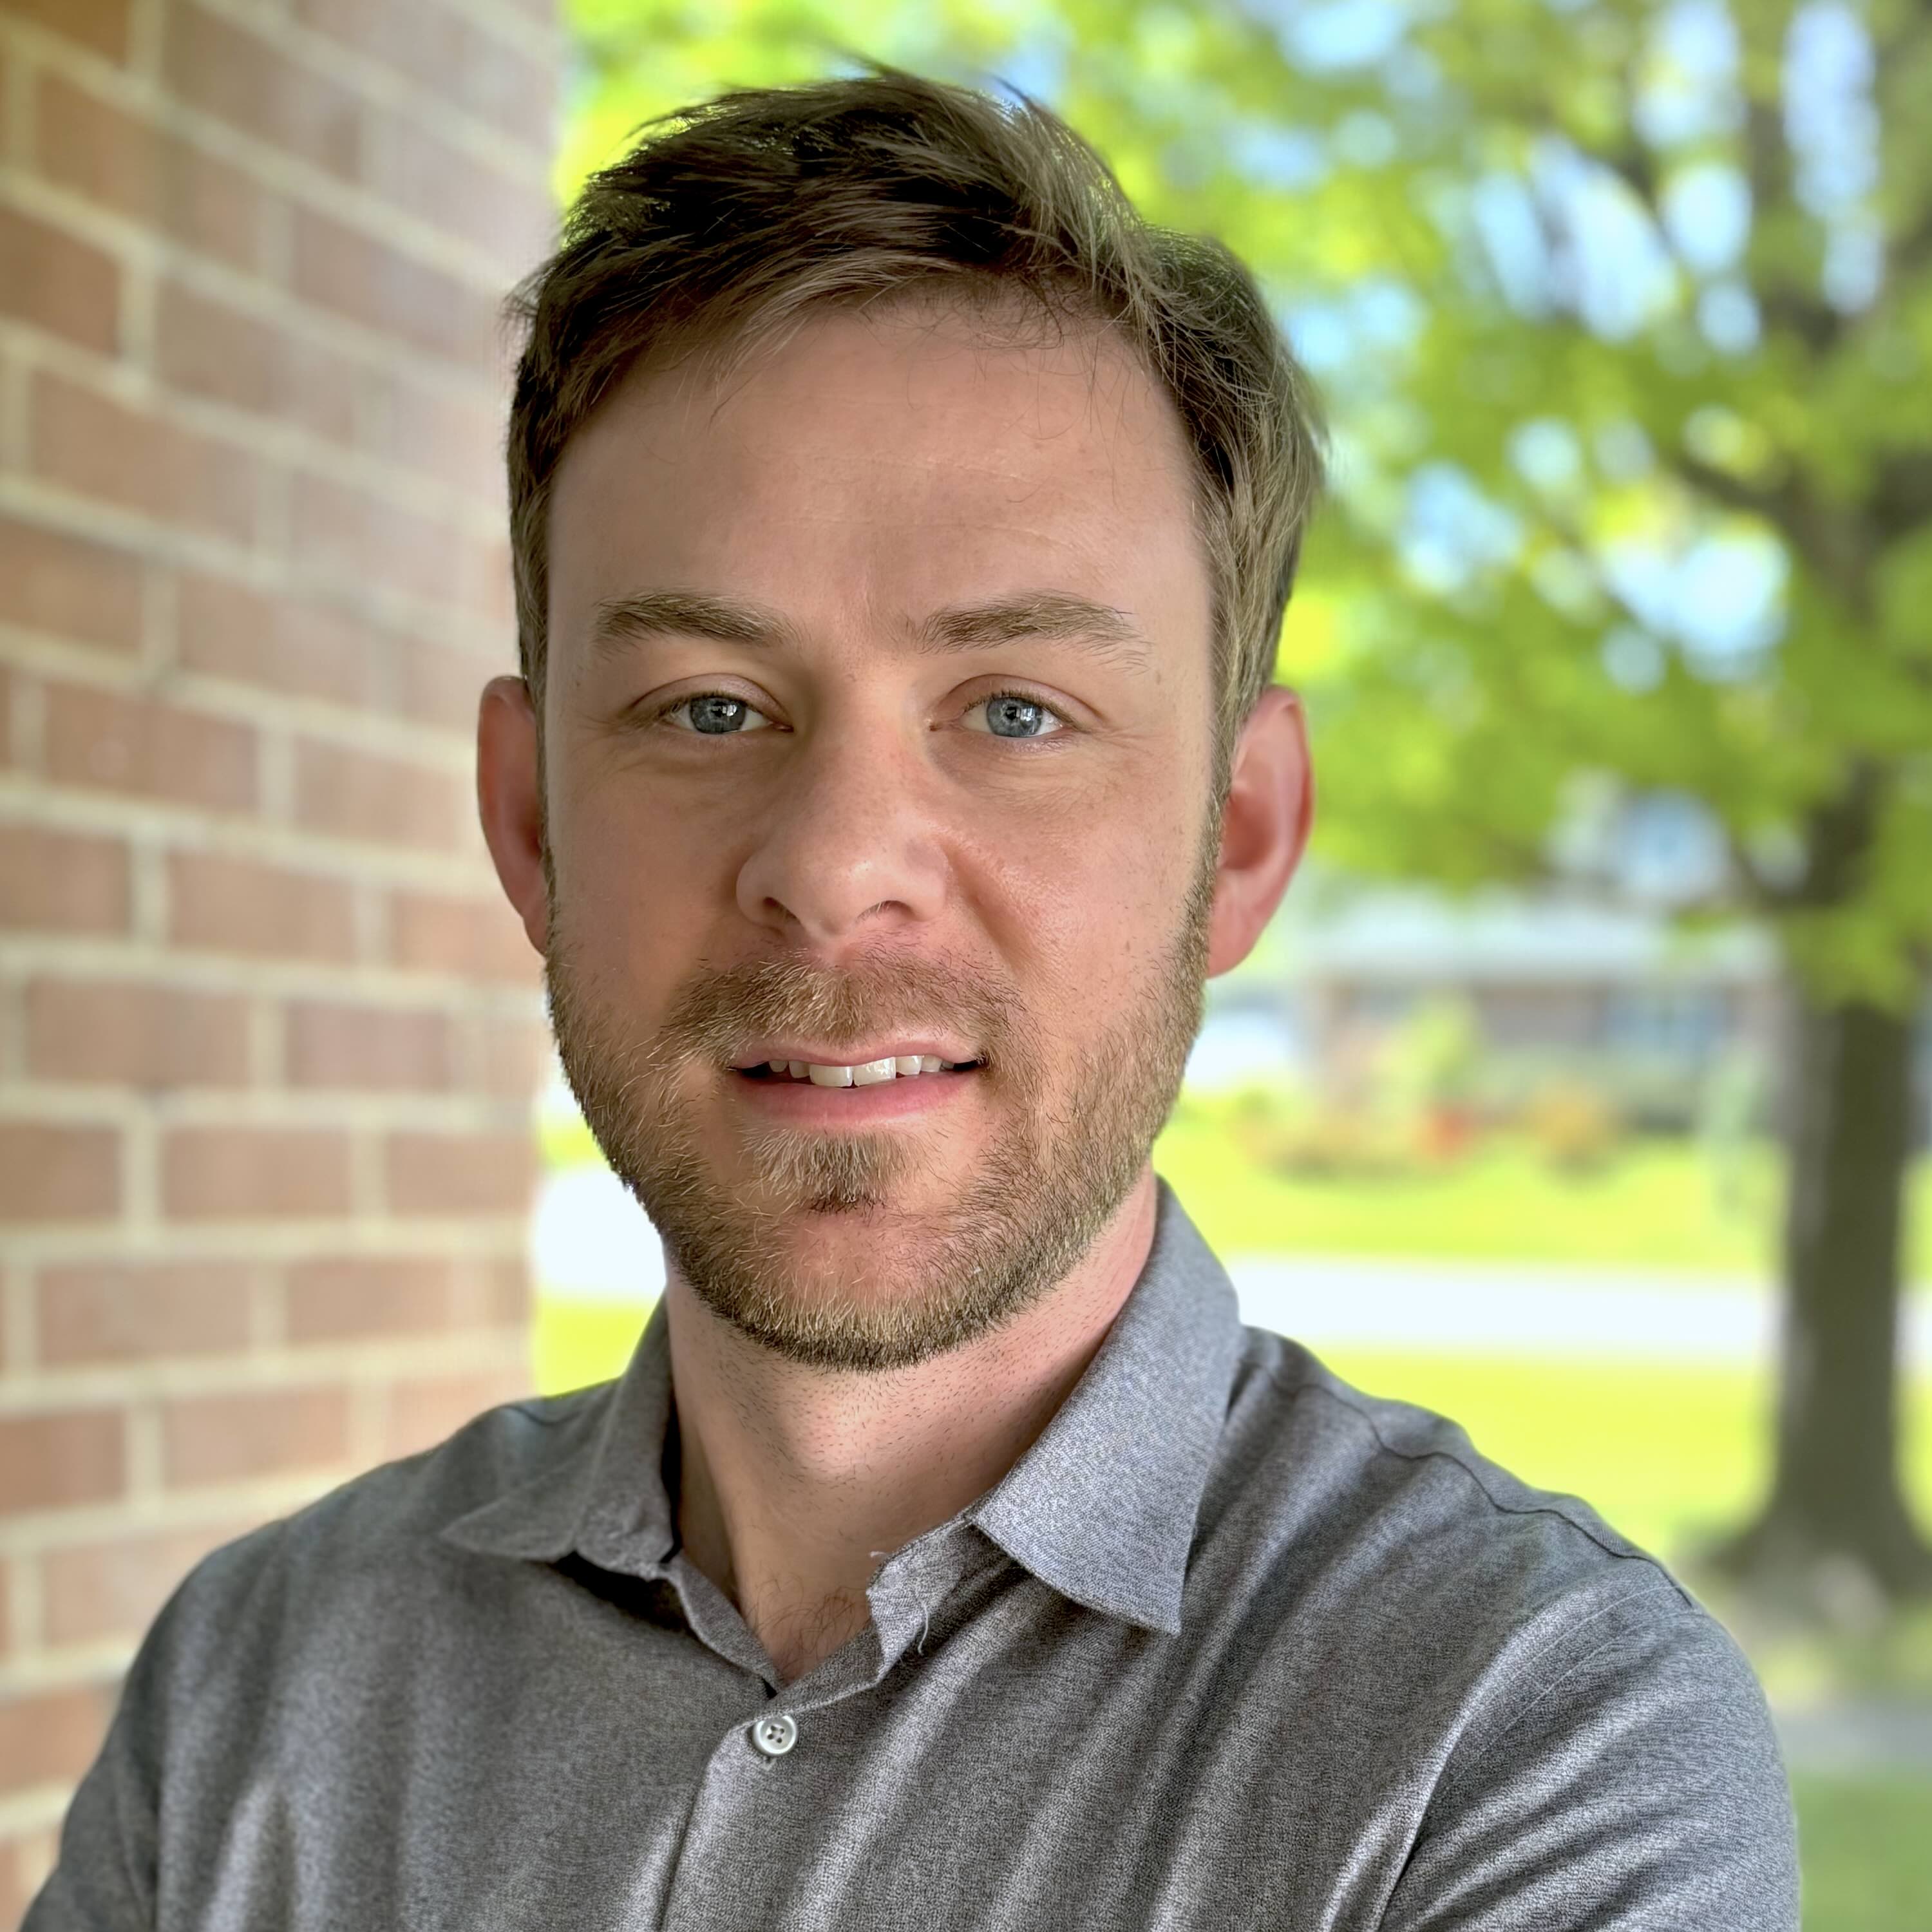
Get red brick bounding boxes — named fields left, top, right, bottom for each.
left=161, top=1126, right=352, bottom=1219
left=152, top=279, right=274, bottom=413
left=285, top=1255, right=456, bottom=1343
left=41, top=1520, right=247, bottom=1644
left=32, top=374, right=262, bottom=545
left=0, top=664, right=12, bottom=766
left=0, top=202, right=118, bottom=353
left=0, top=1834, right=59, bottom=1930
left=447, top=31, right=556, bottom=155
left=37, top=1260, right=254, bottom=1365
left=361, top=108, right=554, bottom=267
left=278, top=355, right=370, bottom=451
left=291, top=205, right=498, bottom=365
left=0, top=1685, right=114, bottom=1797
left=473, top=1014, right=551, bottom=1098
left=385, top=1130, right=533, bottom=1215
left=0, top=824, right=130, bottom=933
left=164, top=3, right=362, bottom=180
left=374, top=371, right=506, bottom=500
left=161, top=1385, right=349, bottom=1486
left=0, top=1558, right=10, bottom=1654
left=390, top=887, right=536, bottom=985
left=294, top=0, right=554, bottom=151
left=0, top=1123, right=120, bottom=1221
left=289, top=470, right=502, bottom=614
left=285, top=1000, right=453, bottom=1090
left=0, top=1833, right=57, bottom=1930
left=293, top=0, right=457, bottom=86
left=3, top=0, right=131, bottom=61
left=0, top=514, right=144, bottom=654
left=167, top=851, right=356, bottom=962
left=393, top=637, right=502, bottom=732
left=0, top=1409, right=124, bottom=1513
left=176, top=574, right=377, bottom=710
left=292, top=736, right=465, bottom=850
left=156, top=281, right=364, bottom=440
left=26, top=979, right=252, bottom=1088
left=44, top=681, right=258, bottom=813
left=482, top=1258, right=531, bottom=1326
left=35, top=74, right=264, bottom=270
left=382, top=1365, right=526, bottom=1459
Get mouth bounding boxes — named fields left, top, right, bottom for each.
left=733, top=1054, right=984, bottom=1089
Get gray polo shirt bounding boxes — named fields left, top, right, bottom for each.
left=29, top=1184, right=1797, bottom=1930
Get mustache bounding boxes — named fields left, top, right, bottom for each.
left=650, top=952, right=1030, bottom=1068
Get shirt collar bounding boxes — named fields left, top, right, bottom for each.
left=966, top=1180, right=1244, bottom=1634
left=442, top=1179, right=1244, bottom=1637
left=438, top=1303, right=678, bottom=1575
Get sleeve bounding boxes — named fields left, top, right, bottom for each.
left=1379, top=1594, right=1800, bottom=1932
left=21, top=1633, right=165, bottom=1931
left=22, top=1519, right=285, bottom=1932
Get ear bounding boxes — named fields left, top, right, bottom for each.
left=1206, top=685, right=1312, bottom=977
left=477, top=674, right=549, bottom=956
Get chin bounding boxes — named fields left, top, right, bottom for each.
left=723, top=1197, right=974, bottom=1302
left=658, top=1181, right=1085, bottom=1373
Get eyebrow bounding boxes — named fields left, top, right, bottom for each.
left=585, top=589, right=1152, bottom=668
left=915, top=592, right=1150, bottom=667
left=587, top=591, right=801, bottom=658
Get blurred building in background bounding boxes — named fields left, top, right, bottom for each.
left=1218, top=886, right=1777, bottom=1125
left=0, top=0, right=557, bottom=1912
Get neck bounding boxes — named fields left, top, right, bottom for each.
left=666, top=1169, right=1159, bottom=1684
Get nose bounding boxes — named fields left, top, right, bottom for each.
left=734, top=705, right=948, bottom=949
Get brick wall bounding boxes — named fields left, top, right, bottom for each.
left=0, top=0, right=557, bottom=1914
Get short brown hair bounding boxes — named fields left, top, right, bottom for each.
left=507, top=70, right=1325, bottom=773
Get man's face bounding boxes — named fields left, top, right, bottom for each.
left=536, top=302, right=1224, bottom=1370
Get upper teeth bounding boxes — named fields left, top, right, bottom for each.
left=768, top=1056, right=949, bottom=1086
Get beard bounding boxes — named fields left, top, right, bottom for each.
left=544, top=828, right=1217, bottom=1373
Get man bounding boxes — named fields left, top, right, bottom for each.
left=30, top=72, right=1797, bottom=1931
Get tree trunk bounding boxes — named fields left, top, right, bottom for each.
left=1723, top=990, right=1931, bottom=1598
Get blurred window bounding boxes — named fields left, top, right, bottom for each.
left=1604, top=987, right=1730, bottom=1061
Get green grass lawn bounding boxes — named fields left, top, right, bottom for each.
left=534, top=1297, right=661, bottom=1399
left=1792, top=1774, right=1932, bottom=1931
left=1314, top=1350, right=1932, bottom=1571
left=1152, top=1110, right=1932, bottom=1282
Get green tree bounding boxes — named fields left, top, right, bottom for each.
left=562, top=0, right=1932, bottom=1596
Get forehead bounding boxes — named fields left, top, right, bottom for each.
left=544, top=299, right=1213, bottom=670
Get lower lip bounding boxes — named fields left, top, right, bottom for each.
left=728, top=1068, right=980, bottom=1126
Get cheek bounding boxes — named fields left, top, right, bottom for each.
left=963, top=773, right=1206, bottom=1007
left=545, top=770, right=739, bottom=992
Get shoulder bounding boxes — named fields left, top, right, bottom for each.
left=1202, top=1326, right=1772, bottom=1761
left=137, top=1382, right=610, bottom=1699
left=1201, top=1332, right=1797, bottom=1922
left=1218, top=1326, right=1673, bottom=1591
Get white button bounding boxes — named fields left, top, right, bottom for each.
left=750, top=1712, right=798, bottom=1757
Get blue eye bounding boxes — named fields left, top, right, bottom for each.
left=975, top=693, right=1065, bottom=740
left=671, top=694, right=772, bottom=735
